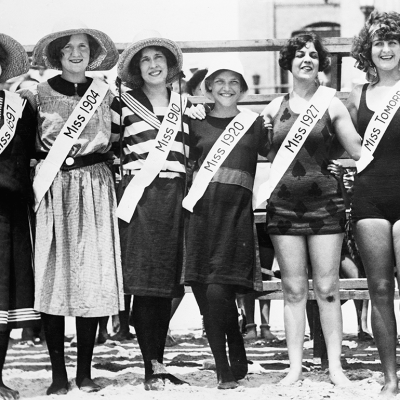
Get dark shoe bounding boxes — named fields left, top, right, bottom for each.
left=217, top=381, right=238, bottom=390
left=97, top=332, right=109, bottom=345
left=160, top=373, right=189, bottom=385
left=358, top=331, right=373, bottom=342
left=109, top=331, right=135, bottom=342
left=78, top=378, right=101, bottom=393
left=46, top=381, right=70, bottom=395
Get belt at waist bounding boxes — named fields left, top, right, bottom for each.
left=122, top=170, right=184, bottom=179
left=36, top=151, right=114, bottom=171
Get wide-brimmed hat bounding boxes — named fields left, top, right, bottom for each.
left=32, top=18, right=118, bottom=71
left=201, top=55, right=248, bottom=101
left=0, top=33, right=29, bottom=83
left=118, top=29, right=183, bottom=89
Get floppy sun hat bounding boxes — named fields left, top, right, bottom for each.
left=118, top=29, right=183, bottom=89
left=0, top=33, right=29, bottom=83
left=32, top=18, right=119, bottom=71
left=201, top=55, right=248, bottom=102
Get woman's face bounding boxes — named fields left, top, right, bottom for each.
left=139, top=47, right=168, bottom=87
left=208, top=70, right=242, bottom=107
left=60, top=33, right=90, bottom=75
left=371, top=37, right=400, bottom=72
left=291, top=41, right=319, bottom=81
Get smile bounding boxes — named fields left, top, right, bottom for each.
left=149, top=70, right=162, bottom=76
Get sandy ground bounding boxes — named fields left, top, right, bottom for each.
left=5, top=295, right=400, bottom=400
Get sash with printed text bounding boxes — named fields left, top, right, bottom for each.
left=356, top=80, right=400, bottom=173
left=0, top=91, right=26, bottom=155
left=253, top=86, right=336, bottom=208
left=33, top=79, right=109, bottom=211
left=117, top=91, right=187, bottom=223
left=182, top=109, right=258, bottom=212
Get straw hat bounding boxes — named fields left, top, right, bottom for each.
left=118, top=30, right=182, bottom=89
left=201, top=55, right=249, bottom=101
left=0, top=33, right=29, bottom=83
left=32, top=18, right=118, bottom=71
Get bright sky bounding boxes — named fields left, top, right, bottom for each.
left=0, top=0, right=240, bottom=45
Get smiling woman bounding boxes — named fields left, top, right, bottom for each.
left=260, top=33, right=361, bottom=387
left=19, top=18, right=123, bottom=396
left=347, top=11, right=400, bottom=397
left=110, top=29, right=199, bottom=392
left=183, top=55, right=271, bottom=389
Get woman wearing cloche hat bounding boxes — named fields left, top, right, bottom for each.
left=183, top=55, right=271, bottom=389
left=20, top=19, right=124, bottom=394
left=110, top=29, right=204, bottom=391
left=0, top=33, right=40, bottom=400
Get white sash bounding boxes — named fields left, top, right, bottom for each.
left=117, top=91, right=187, bottom=223
left=0, top=91, right=26, bottom=155
left=33, top=79, right=109, bottom=211
left=356, top=81, right=400, bottom=173
left=253, top=86, right=336, bottom=208
left=182, top=109, right=258, bottom=212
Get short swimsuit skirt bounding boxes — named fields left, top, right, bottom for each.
left=266, top=95, right=345, bottom=235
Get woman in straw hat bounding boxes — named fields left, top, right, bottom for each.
left=0, top=33, right=40, bottom=400
left=110, top=29, right=204, bottom=391
left=20, top=19, right=124, bottom=394
left=183, top=55, right=271, bottom=389
left=347, top=11, right=400, bottom=397
left=261, top=33, right=361, bottom=386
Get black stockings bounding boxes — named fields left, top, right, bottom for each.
left=192, top=283, right=247, bottom=383
left=41, top=313, right=98, bottom=390
left=0, top=330, right=10, bottom=385
left=131, top=296, right=171, bottom=379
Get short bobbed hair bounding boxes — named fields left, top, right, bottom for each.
left=351, top=11, right=400, bottom=72
left=279, top=32, right=330, bottom=72
left=47, top=34, right=101, bottom=70
left=204, top=69, right=248, bottom=94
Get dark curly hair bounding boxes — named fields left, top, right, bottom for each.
left=129, top=46, right=177, bottom=78
left=351, top=11, right=400, bottom=74
left=279, top=33, right=330, bottom=72
left=47, top=34, right=101, bottom=69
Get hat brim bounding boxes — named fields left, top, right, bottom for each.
left=32, top=28, right=118, bottom=71
left=0, top=33, right=29, bottom=83
left=118, top=37, right=183, bottom=89
left=201, top=67, right=248, bottom=102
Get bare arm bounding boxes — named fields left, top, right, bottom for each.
left=345, top=84, right=363, bottom=130
left=329, top=96, right=362, bottom=161
left=260, top=96, right=284, bottom=161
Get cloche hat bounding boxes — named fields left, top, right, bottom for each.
left=0, top=33, right=29, bottom=83
left=32, top=18, right=119, bottom=71
left=201, top=55, right=249, bottom=101
left=118, top=29, right=183, bottom=89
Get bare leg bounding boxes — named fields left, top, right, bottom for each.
left=257, top=224, right=277, bottom=340
left=270, top=235, right=308, bottom=385
left=308, top=233, right=350, bottom=387
left=241, top=292, right=257, bottom=340
left=340, top=255, right=372, bottom=340
left=355, top=219, right=398, bottom=398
